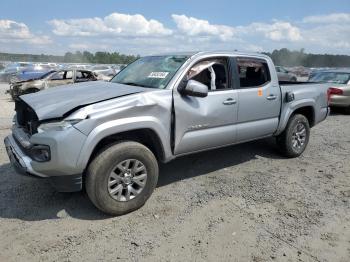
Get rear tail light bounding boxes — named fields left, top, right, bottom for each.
left=327, top=87, right=343, bottom=104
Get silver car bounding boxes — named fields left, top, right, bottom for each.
left=275, top=66, right=297, bottom=82
left=309, top=69, right=350, bottom=113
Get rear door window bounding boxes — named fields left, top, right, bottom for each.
left=50, top=71, right=65, bottom=80
left=65, top=70, right=73, bottom=79
left=237, top=58, right=271, bottom=88
left=76, top=71, right=95, bottom=82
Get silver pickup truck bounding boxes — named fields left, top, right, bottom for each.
left=4, top=51, right=331, bottom=215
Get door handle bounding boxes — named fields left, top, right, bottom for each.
left=223, top=98, right=237, bottom=105
left=266, top=94, right=277, bottom=100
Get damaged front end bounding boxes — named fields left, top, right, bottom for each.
left=4, top=97, right=88, bottom=191
left=15, top=99, right=40, bottom=135
left=4, top=79, right=174, bottom=192
left=4, top=99, right=50, bottom=178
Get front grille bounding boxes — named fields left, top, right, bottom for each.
left=15, top=99, right=39, bottom=135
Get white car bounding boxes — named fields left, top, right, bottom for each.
left=90, top=65, right=117, bottom=80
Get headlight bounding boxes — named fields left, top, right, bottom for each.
left=30, top=145, right=51, bottom=162
left=37, top=119, right=81, bottom=133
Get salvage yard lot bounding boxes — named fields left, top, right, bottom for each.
left=0, top=83, right=349, bottom=261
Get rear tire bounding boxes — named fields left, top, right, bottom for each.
left=86, top=141, right=159, bottom=216
left=276, top=114, right=310, bottom=158
left=344, top=106, right=350, bottom=115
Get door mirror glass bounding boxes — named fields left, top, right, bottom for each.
left=181, top=79, right=208, bottom=97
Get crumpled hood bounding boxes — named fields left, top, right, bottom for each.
left=20, top=81, right=148, bottom=120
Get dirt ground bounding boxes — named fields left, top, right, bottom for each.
left=0, top=83, right=349, bottom=262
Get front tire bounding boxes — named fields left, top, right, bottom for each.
left=86, top=141, right=159, bottom=215
left=276, top=114, right=310, bottom=158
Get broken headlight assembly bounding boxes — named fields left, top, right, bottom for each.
left=30, top=145, right=51, bottom=162
left=37, top=119, right=82, bottom=133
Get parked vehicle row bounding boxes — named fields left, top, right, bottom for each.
left=0, top=61, right=126, bottom=84
left=4, top=51, right=331, bottom=215
left=9, top=69, right=98, bottom=100
left=0, top=62, right=35, bottom=82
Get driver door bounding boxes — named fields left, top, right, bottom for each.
left=173, top=57, right=238, bottom=155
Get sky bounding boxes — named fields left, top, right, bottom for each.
left=1, top=0, right=350, bottom=55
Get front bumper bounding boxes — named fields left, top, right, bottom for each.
left=4, top=134, right=83, bottom=192
left=4, top=135, right=45, bottom=177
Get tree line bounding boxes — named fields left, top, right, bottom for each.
left=263, top=48, right=350, bottom=67
left=1, top=49, right=350, bottom=67
left=0, top=51, right=139, bottom=65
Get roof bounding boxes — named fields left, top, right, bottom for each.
left=312, top=68, right=350, bottom=73
left=148, top=50, right=270, bottom=60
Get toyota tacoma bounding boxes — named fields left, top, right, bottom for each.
left=4, top=51, right=331, bottom=215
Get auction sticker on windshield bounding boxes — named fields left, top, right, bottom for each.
left=148, top=72, right=169, bottom=78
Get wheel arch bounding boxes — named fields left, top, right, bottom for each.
left=276, top=102, right=316, bottom=135
left=291, top=106, right=315, bottom=127
left=83, top=128, right=166, bottom=171
left=23, top=87, right=41, bottom=94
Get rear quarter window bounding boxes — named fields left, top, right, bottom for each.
left=237, top=58, right=271, bottom=88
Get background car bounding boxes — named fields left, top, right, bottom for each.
left=9, top=70, right=56, bottom=83
left=89, top=65, right=117, bottom=81
left=9, top=69, right=98, bottom=100
left=275, top=66, right=297, bottom=82
left=309, top=69, right=350, bottom=113
left=0, top=62, right=36, bottom=82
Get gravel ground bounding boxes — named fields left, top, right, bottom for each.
left=0, top=83, right=349, bottom=262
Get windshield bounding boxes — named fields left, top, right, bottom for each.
left=309, top=72, right=350, bottom=84
left=111, top=55, right=189, bottom=89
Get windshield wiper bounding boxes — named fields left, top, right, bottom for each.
left=121, top=82, right=154, bottom=88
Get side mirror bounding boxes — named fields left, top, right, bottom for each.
left=180, top=80, right=208, bottom=98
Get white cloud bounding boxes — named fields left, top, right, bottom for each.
left=172, top=14, right=235, bottom=41
left=49, top=12, right=172, bottom=37
left=301, top=23, right=350, bottom=50
left=68, top=43, right=89, bottom=50
left=0, top=19, right=51, bottom=45
left=0, top=20, right=51, bottom=44
left=3, top=12, right=349, bottom=55
left=0, top=20, right=32, bottom=39
left=238, top=21, right=302, bottom=42
left=303, top=13, right=350, bottom=24
left=299, top=12, right=350, bottom=52
left=171, top=15, right=302, bottom=43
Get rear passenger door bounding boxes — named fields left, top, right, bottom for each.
left=234, top=57, right=281, bottom=141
